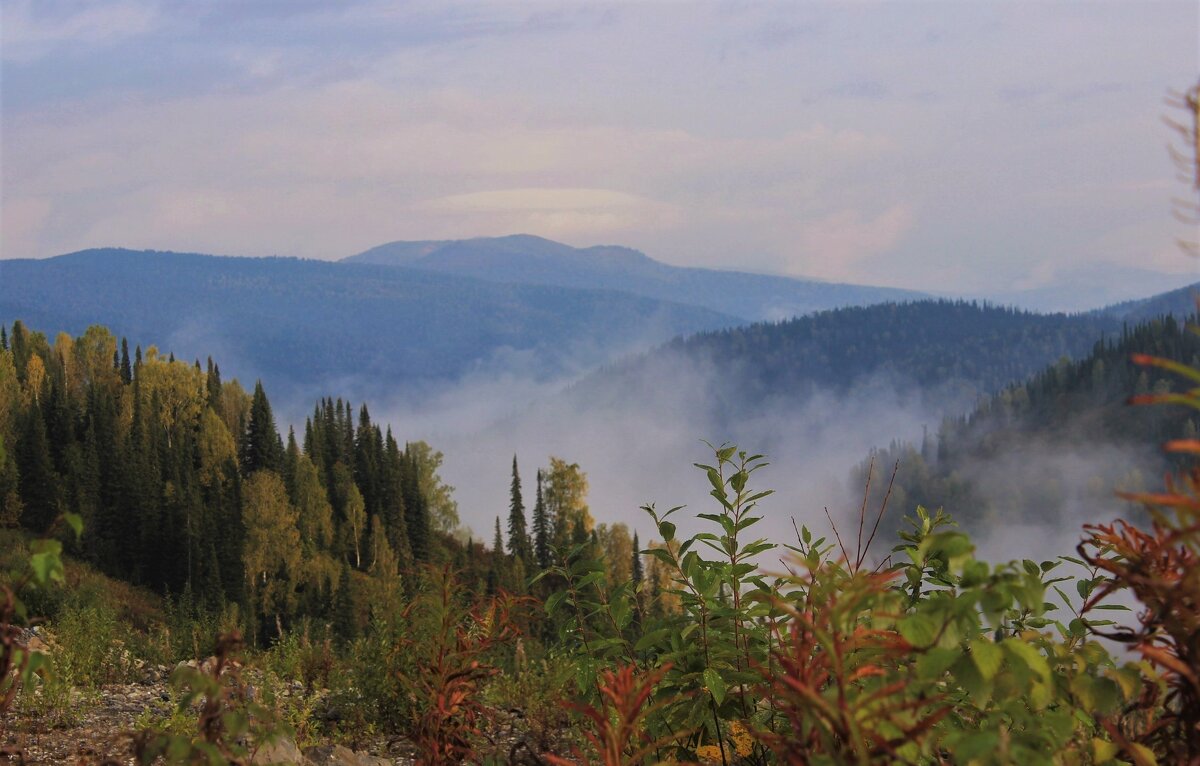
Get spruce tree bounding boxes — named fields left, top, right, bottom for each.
left=381, top=429, right=412, bottom=567
left=205, top=357, right=221, bottom=406
left=120, top=338, right=132, bottom=384
left=493, top=515, right=505, bottom=556
left=241, top=381, right=283, bottom=476
left=16, top=402, right=60, bottom=532
left=488, top=516, right=504, bottom=595
left=284, top=427, right=300, bottom=498
left=631, top=531, right=643, bottom=586
left=532, top=469, right=550, bottom=571
left=10, top=322, right=29, bottom=379
left=401, top=446, right=430, bottom=561
left=507, top=455, right=531, bottom=564
left=333, top=560, right=358, bottom=642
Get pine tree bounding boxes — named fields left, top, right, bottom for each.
left=507, top=455, right=531, bottom=565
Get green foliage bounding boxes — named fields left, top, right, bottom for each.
left=540, top=442, right=1169, bottom=765
left=132, top=632, right=290, bottom=765
left=1, top=495, right=80, bottom=722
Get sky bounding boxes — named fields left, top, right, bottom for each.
left=2, top=0, right=1198, bottom=295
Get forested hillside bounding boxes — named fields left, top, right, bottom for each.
left=0, top=249, right=736, bottom=403
left=857, top=313, right=1200, bottom=531
left=347, top=234, right=928, bottom=321
left=0, top=320, right=649, bottom=648
left=570, top=300, right=1133, bottom=420
left=1092, top=280, right=1200, bottom=322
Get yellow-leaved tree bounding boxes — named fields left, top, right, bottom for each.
left=242, top=471, right=301, bottom=642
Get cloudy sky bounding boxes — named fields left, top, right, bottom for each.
left=2, top=0, right=1197, bottom=294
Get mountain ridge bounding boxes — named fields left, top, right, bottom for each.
left=345, top=234, right=929, bottom=321
left=0, top=247, right=739, bottom=406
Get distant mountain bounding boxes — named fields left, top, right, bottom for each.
left=567, top=300, right=1126, bottom=422
left=0, top=249, right=737, bottom=405
left=1091, top=281, right=1200, bottom=322
left=345, top=234, right=928, bottom=321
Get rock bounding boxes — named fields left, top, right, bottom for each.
left=252, top=736, right=307, bottom=765
left=305, top=744, right=392, bottom=766
left=15, top=626, right=50, bottom=654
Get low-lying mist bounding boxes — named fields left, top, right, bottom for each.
left=297, top=343, right=1165, bottom=570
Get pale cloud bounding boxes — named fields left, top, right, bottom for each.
left=0, top=0, right=1196, bottom=297
left=424, top=188, right=658, bottom=213
left=421, top=187, right=682, bottom=240
left=794, top=206, right=916, bottom=282
left=1, top=79, right=890, bottom=258
left=0, top=196, right=51, bottom=258
left=1, top=0, right=160, bottom=62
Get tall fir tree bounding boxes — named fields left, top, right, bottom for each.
left=631, top=531, right=643, bottom=586
left=205, top=357, right=221, bottom=406
left=120, top=338, right=132, bottom=384
left=380, top=429, right=412, bottom=568
left=507, top=455, right=531, bottom=565
left=241, top=380, right=283, bottom=476
left=487, top=516, right=505, bottom=595
left=532, top=469, right=550, bottom=571
left=16, top=402, right=59, bottom=532
left=401, top=445, right=430, bottom=561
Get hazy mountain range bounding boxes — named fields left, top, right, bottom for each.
left=1, top=237, right=1195, bottom=416
left=0, top=248, right=734, bottom=403
left=345, top=234, right=928, bottom=321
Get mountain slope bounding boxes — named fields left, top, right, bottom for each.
left=1091, top=281, right=1200, bottom=322
left=0, top=249, right=738, bottom=404
left=346, top=234, right=928, bottom=321
left=855, top=314, right=1200, bottom=533
left=567, top=300, right=1127, bottom=421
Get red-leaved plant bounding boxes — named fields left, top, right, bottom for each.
left=545, top=663, right=685, bottom=766
left=397, top=566, right=527, bottom=766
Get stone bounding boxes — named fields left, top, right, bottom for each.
left=251, top=736, right=307, bottom=765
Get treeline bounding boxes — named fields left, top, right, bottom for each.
left=0, top=320, right=652, bottom=645
left=857, top=313, right=1200, bottom=528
